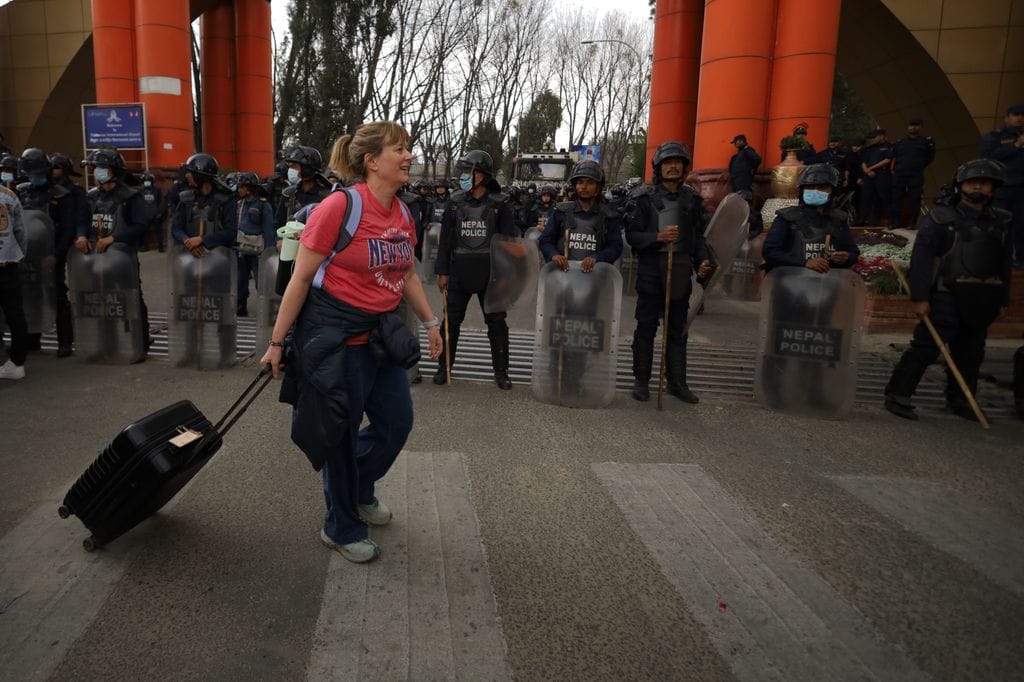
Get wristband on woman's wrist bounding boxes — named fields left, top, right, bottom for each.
left=422, top=317, right=439, bottom=329
left=268, top=340, right=285, bottom=348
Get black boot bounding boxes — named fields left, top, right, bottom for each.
left=666, top=337, right=699, bottom=404
left=489, top=332, right=512, bottom=390
left=433, top=324, right=459, bottom=385
left=884, top=394, right=919, bottom=420
left=631, top=330, right=654, bottom=402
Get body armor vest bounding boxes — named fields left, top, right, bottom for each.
left=453, top=197, right=497, bottom=255
left=141, top=188, right=160, bottom=222
left=432, top=200, right=447, bottom=224
left=183, top=191, right=228, bottom=237
left=650, top=190, right=695, bottom=255
left=89, top=185, right=135, bottom=240
left=556, top=202, right=606, bottom=260
left=16, top=182, right=68, bottom=214
left=777, top=206, right=841, bottom=262
left=936, top=207, right=1010, bottom=289
left=284, top=184, right=330, bottom=218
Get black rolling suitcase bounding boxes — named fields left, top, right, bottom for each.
left=58, top=368, right=273, bottom=551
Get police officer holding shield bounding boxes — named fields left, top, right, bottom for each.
left=884, top=159, right=1013, bottom=421
left=171, top=154, right=237, bottom=255
left=76, top=149, right=151, bottom=353
left=434, top=150, right=518, bottom=389
left=276, top=146, right=331, bottom=230
left=625, top=141, right=712, bottom=404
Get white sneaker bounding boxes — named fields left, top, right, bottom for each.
left=320, top=529, right=380, bottom=563
left=358, top=499, right=393, bottom=526
left=0, top=360, right=25, bottom=380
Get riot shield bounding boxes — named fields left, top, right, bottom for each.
left=168, top=246, right=238, bottom=370
left=721, top=232, right=766, bottom=301
left=523, top=226, right=546, bottom=268
left=255, top=249, right=280, bottom=352
left=754, top=266, right=866, bottom=417
left=0, top=210, right=55, bottom=335
left=531, top=261, right=622, bottom=408
left=483, top=234, right=540, bottom=314
left=68, top=244, right=145, bottom=363
left=686, top=193, right=750, bottom=330
left=419, top=222, right=441, bottom=284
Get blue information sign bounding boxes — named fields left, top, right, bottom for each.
left=83, top=104, right=146, bottom=149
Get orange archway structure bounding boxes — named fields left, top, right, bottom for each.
left=86, top=0, right=273, bottom=174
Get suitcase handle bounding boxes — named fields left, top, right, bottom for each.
left=213, top=365, right=274, bottom=438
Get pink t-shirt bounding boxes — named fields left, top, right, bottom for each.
left=300, top=183, right=417, bottom=314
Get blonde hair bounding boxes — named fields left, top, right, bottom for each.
left=329, top=121, right=410, bottom=180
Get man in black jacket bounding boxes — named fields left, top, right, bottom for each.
left=728, top=134, right=761, bottom=198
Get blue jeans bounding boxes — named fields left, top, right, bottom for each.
left=322, top=345, right=414, bottom=544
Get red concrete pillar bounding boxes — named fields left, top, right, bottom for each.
left=233, top=0, right=274, bottom=175
left=201, top=2, right=237, bottom=169
left=91, top=0, right=137, bottom=103
left=765, top=0, right=841, bottom=158
left=692, top=0, right=778, bottom=170
left=646, top=0, right=703, bottom=179
left=133, top=0, right=194, bottom=168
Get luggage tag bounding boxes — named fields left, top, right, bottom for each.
left=169, top=426, right=203, bottom=448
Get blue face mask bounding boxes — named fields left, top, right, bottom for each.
left=1, top=172, right=13, bottom=183
left=287, top=168, right=301, bottom=185
left=459, top=173, right=473, bottom=192
left=228, top=183, right=238, bottom=192
left=144, top=180, right=152, bottom=188
left=30, top=174, right=49, bottom=187
left=802, top=189, right=830, bottom=206
left=94, top=167, right=112, bottom=183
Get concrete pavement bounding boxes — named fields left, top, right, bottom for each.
left=1, top=251, right=1023, bottom=680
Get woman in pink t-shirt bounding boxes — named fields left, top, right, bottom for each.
left=261, top=121, right=442, bottom=564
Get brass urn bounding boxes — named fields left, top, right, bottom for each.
left=770, top=149, right=804, bottom=198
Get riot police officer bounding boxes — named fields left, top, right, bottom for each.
left=539, top=161, right=623, bottom=271
left=890, top=118, right=935, bottom=228
left=1, top=154, right=19, bottom=189
left=16, top=148, right=78, bottom=355
left=234, top=172, right=275, bottom=317
left=535, top=184, right=558, bottom=229
left=275, top=146, right=331, bottom=229
left=433, top=150, right=518, bottom=389
left=138, top=172, right=167, bottom=251
left=432, top=179, right=451, bottom=222
left=980, top=104, right=1024, bottom=266
left=76, top=149, right=150, bottom=353
left=626, top=141, right=713, bottom=404
left=171, top=153, right=237, bottom=254
left=884, top=159, right=1013, bottom=421
left=762, top=164, right=860, bottom=273
left=859, top=128, right=894, bottom=225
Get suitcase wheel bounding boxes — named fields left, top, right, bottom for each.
left=82, top=536, right=99, bottom=552
left=58, top=505, right=71, bottom=519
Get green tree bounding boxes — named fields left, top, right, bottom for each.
left=517, top=90, right=563, bottom=152
left=466, top=120, right=504, bottom=174
left=829, top=69, right=876, bottom=144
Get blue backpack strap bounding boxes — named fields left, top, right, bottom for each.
left=312, top=187, right=363, bottom=290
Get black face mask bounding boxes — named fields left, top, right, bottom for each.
left=963, top=191, right=992, bottom=205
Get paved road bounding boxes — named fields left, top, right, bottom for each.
left=1, top=251, right=1023, bottom=680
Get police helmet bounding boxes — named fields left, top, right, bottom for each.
left=570, top=160, right=605, bottom=185
left=527, top=182, right=537, bottom=192
left=140, top=172, right=155, bottom=183
left=433, top=178, right=449, bottom=190
left=509, top=185, right=522, bottom=199
left=284, top=146, right=323, bottom=176
left=798, top=163, right=841, bottom=189
left=456, top=150, right=494, bottom=177
left=84, top=149, right=126, bottom=170
left=49, top=153, right=80, bottom=176
left=955, top=158, right=1005, bottom=188
left=235, top=171, right=261, bottom=188
left=651, top=140, right=692, bottom=169
left=181, top=153, right=220, bottom=180
left=539, top=183, right=557, bottom=197
left=19, top=148, right=50, bottom=176
left=1, top=153, right=18, bottom=172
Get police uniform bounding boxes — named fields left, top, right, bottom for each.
left=274, top=180, right=331, bottom=229
left=859, top=135, right=894, bottom=225
left=885, top=202, right=1013, bottom=418
left=890, top=131, right=935, bottom=227
left=433, top=188, right=518, bottom=385
left=234, top=194, right=275, bottom=312
left=729, top=145, right=762, bottom=195
left=625, top=182, right=710, bottom=401
left=139, top=183, right=167, bottom=251
left=84, top=180, right=151, bottom=353
left=979, top=115, right=1024, bottom=264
